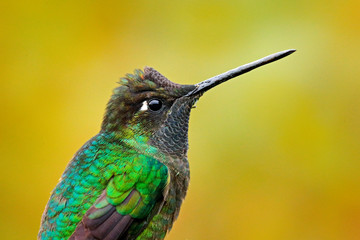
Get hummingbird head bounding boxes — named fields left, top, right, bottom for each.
left=102, top=49, right=295, bottom=159
left=101, top=67, right=195, bottom=136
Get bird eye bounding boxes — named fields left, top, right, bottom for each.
left=148, top=99, right=162, bottom=111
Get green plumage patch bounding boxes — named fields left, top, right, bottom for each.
left=103, top=154, right=169, bottom=219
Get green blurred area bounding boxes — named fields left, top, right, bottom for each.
left=1, top=1, right=360, bottom=239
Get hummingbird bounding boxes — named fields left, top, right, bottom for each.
left=39, top=49, right=295, bottom=240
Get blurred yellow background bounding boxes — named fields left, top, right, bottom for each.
left=1, top=1, right=360, bottom=239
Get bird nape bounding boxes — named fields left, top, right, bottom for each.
left=39, top=49, right=295, bottom=240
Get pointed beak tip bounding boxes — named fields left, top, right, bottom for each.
left=285, top=49, right=296, bottom=55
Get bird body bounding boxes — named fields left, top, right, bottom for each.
left=39, top=50, right=295, bottom=240
left=40, top=132, right=187, bottom=240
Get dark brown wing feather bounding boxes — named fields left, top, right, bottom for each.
left=69, top=191, right=134, bottom=240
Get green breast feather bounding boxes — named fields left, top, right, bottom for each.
left=39, top=133, right=169, bottom=240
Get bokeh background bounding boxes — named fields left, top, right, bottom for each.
left=1, top=1, right=360, bottom=239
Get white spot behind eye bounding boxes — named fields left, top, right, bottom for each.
left=140, top=101, right=148, bottom=111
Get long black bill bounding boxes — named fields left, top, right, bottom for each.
left=186, top=49, right=296, bottom=96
